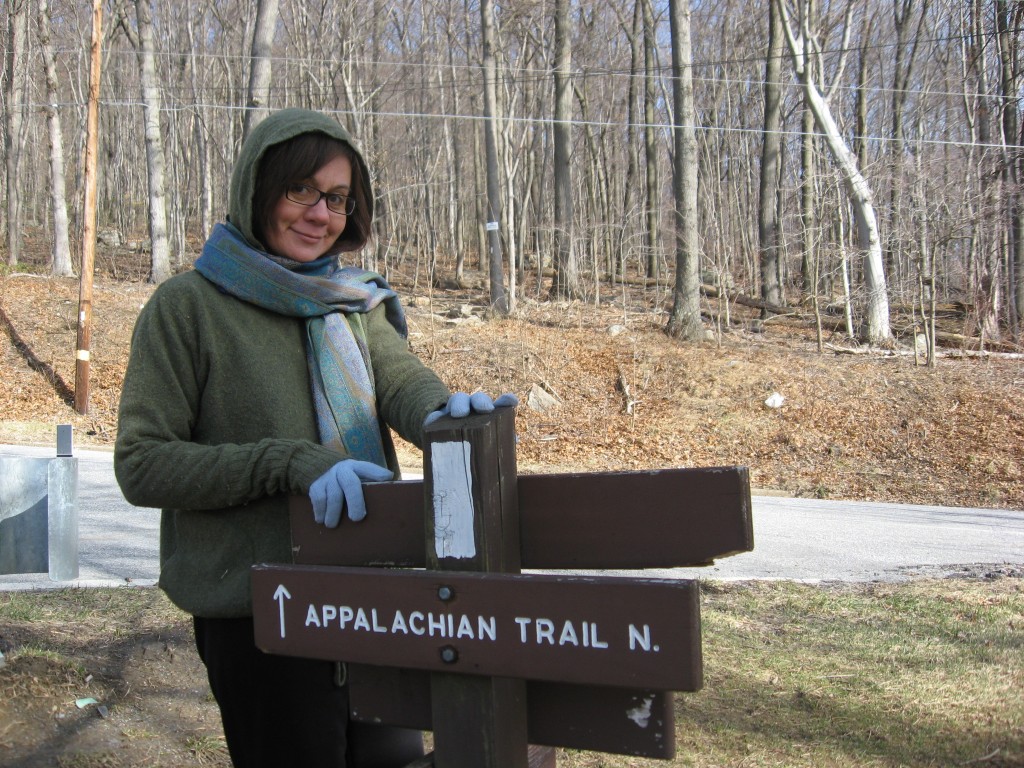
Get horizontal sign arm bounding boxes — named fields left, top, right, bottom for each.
left=345, top=666, right=677, bottom=759
left=290, top=466, right=753, bottom=570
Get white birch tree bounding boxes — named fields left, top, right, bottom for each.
left=776, top=0, right=892, bottom=344
left=38, top=0, right=74, bottom=276
left=241, top=0, right=279, bottom=142
left=118, top=0, right=172, bottom=283
left=4, top=0, right=28, bottom=266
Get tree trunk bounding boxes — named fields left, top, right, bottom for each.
left=799, top=82, right=817, bottom=298
left=642, top=0, right=660, bottom=279
left=665, top=0, right=703, bottom=341
left=575, top=82, right=612, bottom=303
left=552, top=0, right=580, bottom=299
left=886, top=0, right=929, bottom=293
left=778, top=0, right=891, bottom=344
left=127, top=0, right=172, bottom=284
left=968, top=0, right=1001, bottom=342
left=4, top=0, right=28, bottom=266
left=758, top=0, right=784, bottom=312
left=499, top=84, right=520, bottom=313
left=184, top=9, right=214, bottom=238
left=368, top=0, right=386, bottom=272
left=854, top=13, right=873, bottom=171
left=616, top=0, right=644, bottom=283
left=242, top=0, right=280, bottom=142
left=480, top=0, right=508, bottom=315
left=443, top=40, right=466, bottom=281
left=996, top=0, right=1023, bottom=336
left=838, top=206, right=855, bottom=338
left=38, top=0, right=74, bottom=277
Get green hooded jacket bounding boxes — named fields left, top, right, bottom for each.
left=114, top=109, right=449, bottom=618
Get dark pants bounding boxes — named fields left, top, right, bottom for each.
left=193, top=616, right=424, bottom=768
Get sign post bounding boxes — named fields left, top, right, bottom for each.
left=424, top=406, right=526, bottom=767
left=253, top=409, right=754, bottom=765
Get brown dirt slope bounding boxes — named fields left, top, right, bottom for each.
left=1, top=268, right=1022, bottom=509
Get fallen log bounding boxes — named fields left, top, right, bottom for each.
left=702, top=286, right=791, bottom=317
left=933, top=330, right=1021, bottom=354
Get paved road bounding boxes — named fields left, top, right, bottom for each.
left=1, top=443, right=1021, bottom=591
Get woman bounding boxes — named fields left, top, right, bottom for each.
left=115, top=108, right=512, bottom=767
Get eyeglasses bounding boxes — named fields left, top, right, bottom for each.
left=285, top=183, right=356, bottom=215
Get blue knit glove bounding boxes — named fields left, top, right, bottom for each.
left=424, top=391, right=519, bottom=426
left=309, top=459, right=394, bottom=528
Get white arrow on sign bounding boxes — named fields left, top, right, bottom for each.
left=273, top=585, right=292, bottom=639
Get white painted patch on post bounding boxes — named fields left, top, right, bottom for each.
left=626, top=696, right=654, bottom=728
left=431, top=441, right=476, bottom=559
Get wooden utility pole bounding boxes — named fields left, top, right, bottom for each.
left=75, top=0, right=102, bottom=415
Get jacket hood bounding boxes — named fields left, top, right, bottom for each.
left=228, top=109, right=374, bottom=251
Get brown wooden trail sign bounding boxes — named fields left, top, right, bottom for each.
left=252, top=566, right=702, bottom=689
left=252, top=409, right=753, bottom=767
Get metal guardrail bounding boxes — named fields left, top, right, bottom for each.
left=0, top=425, right=79, bottom=581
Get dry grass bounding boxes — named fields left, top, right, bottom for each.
left=1, top=580, right=1021, bottom=767
left=0, top=588, right=228, bottom=768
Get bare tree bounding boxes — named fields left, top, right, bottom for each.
left=480, top=0, right=508, bottom=315
left=9, top=0, right=1018, bottom=344
left=552, top=0, right=581, bottom=299
left=798, top=69, right=817, bottom=299
left=642, top=0, right=661, bottom=279
left=184, top=5, right=214, bottom=238
left=117, top=0, right=172, bottom=283
left=963, top=0, right=1002, bottom=342
left=886, top=0, right=930, bottom=288
left=438, top=12, right=467, bottom=282
left=38, top=0, right=74, bottom=276
left=610, top=0, right=643, bottom=283
left=854, top=12, right=873, bottom=171
left=4, top=0, right=28, bottom=266
left=665, top=0, right=703, bottom=341
left=996, top=0, right=1023, bottom=336
left=758, top=0, right=785, bottom=311
left=241, top=0, right=280, bottom=142
left=136, top=0, right=172, bottom=282
left=777, top=0, right=892, bottom=344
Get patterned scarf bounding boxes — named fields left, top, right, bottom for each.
left=194, top=222, right=406, bottom=466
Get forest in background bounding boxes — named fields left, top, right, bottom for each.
left=2, top=0, right=1023, bottom=353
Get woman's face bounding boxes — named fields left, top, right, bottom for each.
left=263, top=154, right=353, bottom=262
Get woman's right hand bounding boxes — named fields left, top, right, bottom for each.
left=308, top=459, right=394, bottom=528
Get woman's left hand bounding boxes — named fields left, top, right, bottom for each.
left=424, top=391, right=518, bottom=426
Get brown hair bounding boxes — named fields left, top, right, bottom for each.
left=251, top=132, right=372, bottom=254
